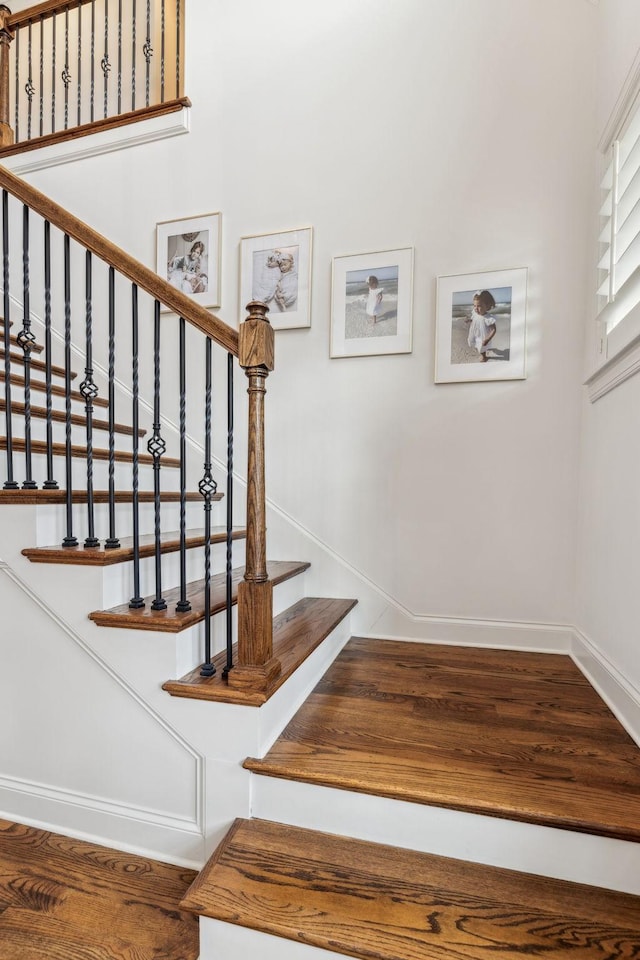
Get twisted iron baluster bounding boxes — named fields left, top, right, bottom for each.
left=175, top=0, right=181, bottom=99
left=222, top=352, right=234, bottom=677
left=51, top=14, right=56, bottom=132
left=2, top=191, right=17, bottom=490
left=81, top=252, right=98, bottom=547
left=62, top=7, right=71, bottom=130
left=149, top=300, right=166, bottom=610
left=129, top=284, right=144, bottom=608
left=14, top=28, right=18, bottom=142
left=39, top=18, right=44, bottom=137
left=117, top=0, right=122, bottom=115
left=77, top=4, right=82, bottom=127
left=144, top=0, right=152, bottom=107
left=90, top=0, right=95, bottom=122
left=131, top=0, right=136, bottom=111
left=42, top=221, right=57, bottom=489
left=176, top=315, right=190, bottom=612
left=62, top=234, right=77, bottom=547
left=102, top=0, right=111, bottom=118
left=105, top=266, right=119, bottom=548
left=160, top=0, right=165, bottom=103
left=19, top=205, right=36, bottom=490
left=199, top=337, right=216, bottom=677
left=25, top=23, right=34, bottom=140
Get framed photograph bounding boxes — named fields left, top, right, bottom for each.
left=240, top=227, right=312, bottom=330
left=434, top=267, right=528, bottom=383
left=156, top=213, right=221, bottom=311
left=330, top=247, right=414, bottom=358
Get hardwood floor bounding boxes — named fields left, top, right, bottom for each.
left=0, top=819, right=199, bottom=960
left=245, top=639, right=640, bottom=840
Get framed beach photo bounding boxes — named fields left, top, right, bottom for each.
left=156, top=213, right=221, bottom=311
left=434, top=267, right=528, bottom=383
left=240, top=227, right=312, bottom=330
left=330, top=247, right=414, bottom=358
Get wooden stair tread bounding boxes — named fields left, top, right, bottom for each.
left=23, top=526, right=247, bottom=564
left=0, top=369, right=109, bottom=407
left=89, top=560, right=310, bottom=633
left=0, top=330, right=43, bottom=353
left=0, top=488, right=218, bottom=504
left=0, top=399, right=145, bottom=436
left=181, top=817, right=640, bottom=960
left=1, top=435, right=181, bottom=467
left=244, top=638, right=640, bottom=843
left=0, top=346, right=74, bottom=379
left=163, top=596, right=357, bottom=705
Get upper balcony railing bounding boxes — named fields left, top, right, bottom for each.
left=0, top=0, right=188, bottom=156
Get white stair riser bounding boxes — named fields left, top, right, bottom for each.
left=0, top=450, right=182, bottom=491
left=200, top=918, right=335, bottom=960
left=250, top=776, right=640, bottom=896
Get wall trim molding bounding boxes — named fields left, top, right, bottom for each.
left=585, top=326, right=640, bottom=401
left=571, top=627, right=640, bottom=747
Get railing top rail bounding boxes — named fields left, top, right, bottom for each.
left=0, top=164, right=239, bottom=356
left=6, top=0, right=94, bottom=30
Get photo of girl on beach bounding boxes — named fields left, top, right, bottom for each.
left=449, top=285, right=512, bottom=365
left=344, top=265, right=398, bottom=340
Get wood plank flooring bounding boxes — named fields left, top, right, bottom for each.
left=0, top=819, right=199, bottom=960
left=182, top=817, right=640, bottom=960
left=245, top=639, right=640, bottom=841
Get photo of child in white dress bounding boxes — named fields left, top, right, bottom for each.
left=449, top=285, right=512, bottom=364
left=343, top=265, right=398, bottom=340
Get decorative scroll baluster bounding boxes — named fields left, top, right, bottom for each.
left=90, top=0, right=95, bottom=122
left=77, top=4, right=82, bottom=127
left=149, top=300, right=166, bottom=610
left=2, top=190, right=16, bottom=490
left=102, top=0, right=111, bottom=119
left=129, top=284, right=144, bottom=609
left=117, top=0, right=122, bottom=114
left=199, top=336, right=216, bottom=677
left=42, top=221, right=57, bottom=489
left=19, top=205, right=36, bottom=490
left=144, top=0, right=152, bottom=107
left=81, top=251, right=98, bottom=547
left=131, top=0, right=136, bottom=111
left=25, top=22, right=34, bottom=140
left=62, top=234, right=78, bottom=547
left=39, top=18, right=44, bottom=137
left=223, top=352, right=234, bottom=677
left=105, top=266, right=119, bottom=548
left=160, top=0, right=165, bottom=103
left=62, top=7, right=71, bottom=129
left=51, top=14, right=56, bottom=133
left=176, top=315, right=190, bottom=613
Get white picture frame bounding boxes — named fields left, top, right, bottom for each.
left=240, top=227, right=313, bottom=330
left=156, top=212, right=221, bottom=311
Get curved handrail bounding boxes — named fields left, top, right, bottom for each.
left=0, top=163, right=239, bottom=356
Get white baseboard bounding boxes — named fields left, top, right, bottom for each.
left=571, top=628, right=640, bottom=748
left=0, top=774, right=205, bottom=868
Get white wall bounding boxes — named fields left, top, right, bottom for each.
left=576, top=1, right=640, bottom=693
left=23, top=0, right=596, bottom=631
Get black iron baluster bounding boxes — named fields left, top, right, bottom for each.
left=51, top=14, right=56, bottom=133
left=149, top=300, right=166, bottom=610
left=129, top=284, right=144, bottom=608
left=176, top=315, right=190, bottom=612
left=117, top=0, right=122, bottom=115
left=14, top=28, right=19, bottom=142
left=175, top=0, right=181, bottom=99
left=42, top=221, right=57, bottom=489
left=2, top=191, right=17, bottom=490
left=160, top=0, right=165, bottom=103
left=25, top=23, right=34, bottom=141
left=222, top=352, right=234, bottom=677
left=199, top=337, right=216, bottom=677
left=105, top=266, right=119, bottom=548
left=62, top=6, right=71, bottom=130
left=90, top=0, right=95, bottom=122
left=19, top=205, right=36, bottom=490
left=81, top=252, right=98, bottom=547
left=102, top=0, right=111, bottom=118
left=77, top=4, right=82, bottom=127
left=39, top=18, right=44, bottom=137
left=144, top=0, right=152, bottom=107
left=131, top=0, right=136, bottom=111
left=62, top=234, right=77, bottom=547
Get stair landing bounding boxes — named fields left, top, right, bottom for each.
left=245, top=638, right=640, bottom=842
left=182, top=817, right=640, bottom=960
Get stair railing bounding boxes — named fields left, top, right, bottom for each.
left=0, top=163, right=279, bottom=697
left=0, top=0, right=189, bottom=157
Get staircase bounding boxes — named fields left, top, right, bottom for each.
left=1, top=166, right=639, bottom=960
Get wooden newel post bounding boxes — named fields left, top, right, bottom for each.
left=227, top=301, right=281, bottom=693
left=0, top=7, right=13, bottom=148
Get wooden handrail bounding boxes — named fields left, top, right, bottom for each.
left=7, top=0, right=94, bottom=30
left=0, top=164, right=239, bottom=356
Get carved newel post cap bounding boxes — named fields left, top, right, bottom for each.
left=245, top=300, right=271, bottom=323
left=240, top=301, right=275, bottom=371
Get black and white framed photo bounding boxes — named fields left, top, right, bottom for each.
left=435, top=267, right=528, bottom=383
left=240, top=227, right=312, bottom=330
